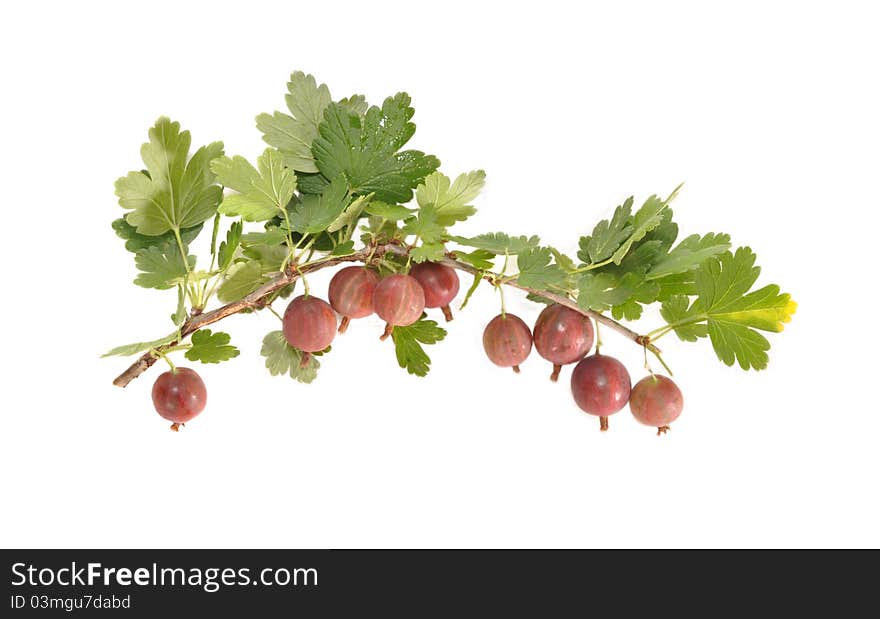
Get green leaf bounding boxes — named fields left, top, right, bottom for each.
left=171, top=285, right=187, bottom=326
left=390, top=317, right=447, bottom=377
left=410, top=242, right=446, bottom=263
left=112, top=218, right=203, bottom=253
left=133, top=241, right=196, bottom=290
left=184, top=329, right=240, bottom=364
left=288, top=175, right=349, bottom=234
left=548, top=247, right=577, bottom=272
left=576, top=273, right=632, bottom=312
left=660, top=294, right=707, bottom=342
left=330, top=240, right=356, bottom=256
left=401, top=205, right=444, bottom=243
left=516, top=247, right=568, bottom=290
left=459, top=272, right=483, bottom=310
left=217, top=260, right=265, bottom=303
left=578, top=197, right=633, bottom=263
left=454, top=249, right=495, bottom=270
left=212, top=149, right=297, bottom=222
left=312, top=94, right=440, bottom=203
left=609, top=194, right=671, bottom=265
left=241, top=226, right=288, bottom=247
left=648, top=232, right=731, bottom=279
left=664, top=248, right=797, bottom=370
left=260, top=331, right=320, bottom=383
left=415, top=170, right=485, bottom=226
left=327, top=193, right=371, bottom=233
left=609, top=274, right=660, bottom=320
left=364, top=201, right=415, bottom=221
left=218, top=221, right=243, bottom=270
left=338, top=94, right=368, bottom=117
left=101, top=332, right=177, bottom=357
left=452, top=232, right=540, bottom=255
left=116, top=117, right=223, bottom=235
left=256, top=71, right=332, bottom=173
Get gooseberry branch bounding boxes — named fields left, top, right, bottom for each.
left=112, top=242, right=659, bottom=388
left=107, top=70, right=795, bottom=433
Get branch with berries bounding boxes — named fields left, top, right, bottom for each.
left=105, top=71, right=797, bottom=433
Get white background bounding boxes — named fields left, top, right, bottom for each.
left=1, top=1, right=877, bottom=548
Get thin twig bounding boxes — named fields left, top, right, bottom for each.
left=112, top=243, right=659, bottom=387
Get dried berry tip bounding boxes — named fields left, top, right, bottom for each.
left=512, top=365, right=521, bottom=374
left=170, top=423, right=182, bottom=432
left=380, top=324, right=394, bottom=341
left=441, top=305, right=454, bottom=322
left=599, top=416, right=609, bottom=432
left=550, top=364, right=562, bottom=382
left=338, top=316, right=351, bottom=334
left=657, top=425, right=671, bottom=436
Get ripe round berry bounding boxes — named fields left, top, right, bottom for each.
left=373, top=274, right=426, bottom=339
left=629, top=374, right=683, bottom=434
left=533, top=304, right=594, bottom=381
left=328, top=266, right=379, bottom=333
left=282, top=295, right=337, bottom=355
left=152, top=367, right=207, bottom=430
left=570, top=354, right=631, bottom=430
left=410, top=262, right=460, bottom=321
left=482, top=313, right=533, bottom=373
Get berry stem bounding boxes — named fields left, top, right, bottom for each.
left=550, top=364, right=562, bottom=382
left=338, top=316, right=351, bottom=333
left=599, top=416, right=609, bottom=432
left=441, top=305, right=454, bottom=322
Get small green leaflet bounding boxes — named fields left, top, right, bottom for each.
left=134, top=241, right=196, bottom=290
left=648, top=233, right=731, bottom=279
left=576, top=273, right=631, bottom=312
left=454, top=249, right=495, bottom=270
left=217, top=260, right=265, bottom=303
left=660, top=295, right=707, bottom=341
left=364, top=201, right=415, bottom=221
left=184, top=329, right=240, bottom=364
left=212, top=149, right=297, bottom=221
left=312, top=93, right=440, bottom=203
left=327, top=193, right=371, bottom=233
left=260, top=331, right=320, bottom=383
left=451, top=232, right=540, bottom=255
left=609, top=194, right=670, bottom=265
left=401, top=205, right=444, bottom=243
left=330, top=240, right=355, bottom=256
left=112, top=218, right=203, bottom=253
left=415, top=170, right=485, bottom=226
left=288, top=176, right=349, bottom=234
left=661, top=247, right=797, bottom=370
left=516, top=247, right=569, bottom=290
left=577, top=188, right=681, bottom=267
left=241, top=226, right=288, bottom=247
left=101, top=332, right=177, bottom=357
left=171, top=285, right=187, bottom=326
left=459, top=272, right=483, bottom=310
left=410, top=242, right=446, bottom=263
left=391, top=317, right=447, bottom=377
left=255, top=71, right=332, bottom=173
left=218, top=221, right=243, bottom=270
left=578, top=197, right=633, bottom=263
left=115, top=117, right=224, bottom=236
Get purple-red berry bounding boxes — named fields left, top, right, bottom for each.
left=533, top=304, right=594, bottom=381
left=483, top=313, right=533, bottom=373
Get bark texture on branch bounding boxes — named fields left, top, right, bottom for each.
left=112, top=242, right=658, bottom=387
